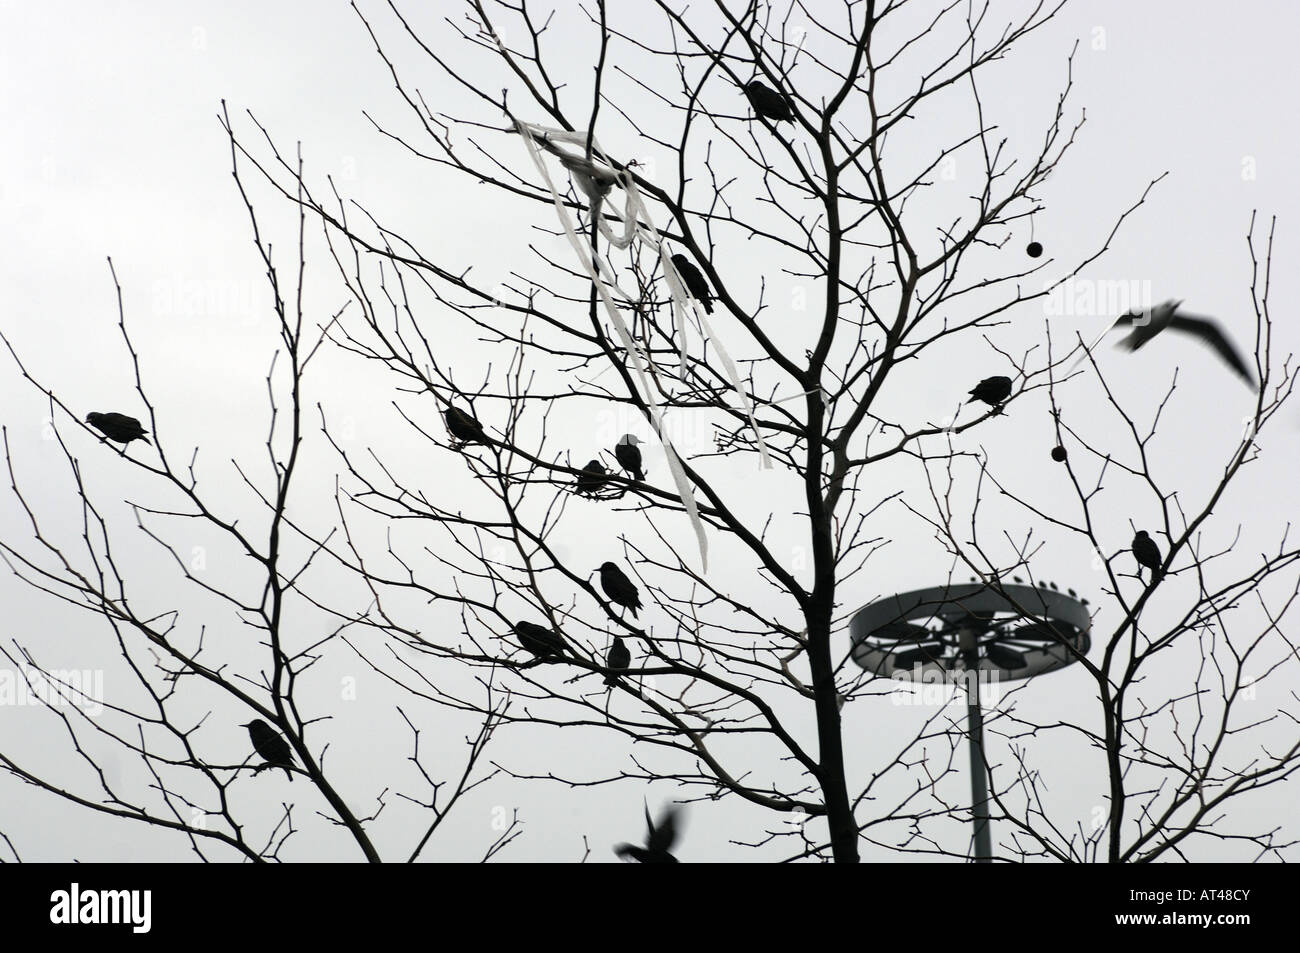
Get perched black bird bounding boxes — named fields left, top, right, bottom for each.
left=742, top=80, right=795, bottom=123
left=242, top=719, right=295, bottom=781
left=614, top=434, right=644, bottom=481
left=513, top=620, right=568, bottom=661
left=967, top=375, right=1013, bottom=409
left=445, top=405, right=488, bottom=445
left=669, top=254, right=714, bottom=314
left=614, top=804, right=682, bottom=863
left=1132, top=530, right=1164, bottom=582
left=599, top=561, right=642, bottom=618
left=576, top=460, right=612, bottom=497
left=86, top=412, right=150, bottom=447
left=1111, top=300, right=1256, bottom=387
left=604, top=636, right=631, bottom=686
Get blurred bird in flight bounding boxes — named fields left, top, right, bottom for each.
left=615, top=803, right=682, bottom=863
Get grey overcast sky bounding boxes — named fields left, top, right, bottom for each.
left=1, top=1, right=1298, bottom=862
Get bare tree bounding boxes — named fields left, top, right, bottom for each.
left=216, top=0, right=1120, bottom=863
left=0, top=155, right=512, bottom=862
left=4, top=0, right=1295, bottom=863
left=920, top=215, right=1300, bottom=861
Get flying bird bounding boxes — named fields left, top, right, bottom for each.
left=614, top=803, right=682, bottom=863
left=614, top=435, right=644, bottom=481
left=576, top=459, right=612, bottom=497
left=604, top=636, right=631, bottom=686
left=445, top=405, right=488, bottom=445
left=86, top=412, right=150, bottom=447
left=1111, top=300, right=1256, bottom=386
left=742, top=80, right=795, bottom=123
left=242, top=719, right=295, bottom=781
left=512, top=620, right=568, bottom=661
left=599, top=561, right=643, bottom=618
left=967, top=375, right=1013, bottom=409
left=669, top=254, right=714, bottom=314
left=1132, top=530, right=1164, bottom=582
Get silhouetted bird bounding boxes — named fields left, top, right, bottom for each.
left=614, top=435, right=644, bottom=481
left=743, top=80, right=794, bottom=123
left=576, top=459, right=612, bottom=497
left=1132, top=530, right=1163, bottom=582
left=445, top=405, right=488, bottom=445
left=242, top=719, right=295, bottom=781
left=614, top=804, right=681, bottom=863
left=1111, top=300, right=1256, bottom=386
left=967, top=375, right=1013, bottom=409
left=599, top=561, right=642, bottom=617
left=86, top=412, right=150, bottom=447
left=670, top=254, right=714, bottom=314
left=513, top=620, right=567, bottom=661
left=605, top=636, right=630, bottom=686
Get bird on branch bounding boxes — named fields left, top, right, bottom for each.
left=242, top=719, right=296, bottom=781
left=512, top=620, right=569, bottom=662
left=614, top=434, right=644, bottom=481
left=1131, top=530, right=1164, bottom=583
left=742, top=80, right=795, bottom=123
left=576, top=459, right=612, bottom=497
left=604, top=636, right=631, bottom=686
left=669, top=253, right=714, bottom=314
left=445, top=405, right=489, bottom=446
left=86, top=411, right=150, bottom=447
left=599, top=562, right=643, bottom=618
left=967, top=375, right=1013, bottom=411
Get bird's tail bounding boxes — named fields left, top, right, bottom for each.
left=604, top=673, right=619, bottom=686
left=703, top=299, right=714, bottom=314
left=284, top=766, right=294, bottom=782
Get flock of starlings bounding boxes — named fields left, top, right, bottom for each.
left=78, top=77, right=1256, bottom=861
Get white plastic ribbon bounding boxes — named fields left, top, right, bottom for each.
left=514, top=120, right=783, bottom=567
left=515, top=120, right=710, bottom=570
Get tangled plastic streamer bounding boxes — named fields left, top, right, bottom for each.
left=514, top=120, right=709, bottom=569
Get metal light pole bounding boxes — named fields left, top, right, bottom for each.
left=957, top=618, right=992, bottom=862
left=850, top=583, right=1091, bottom=863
